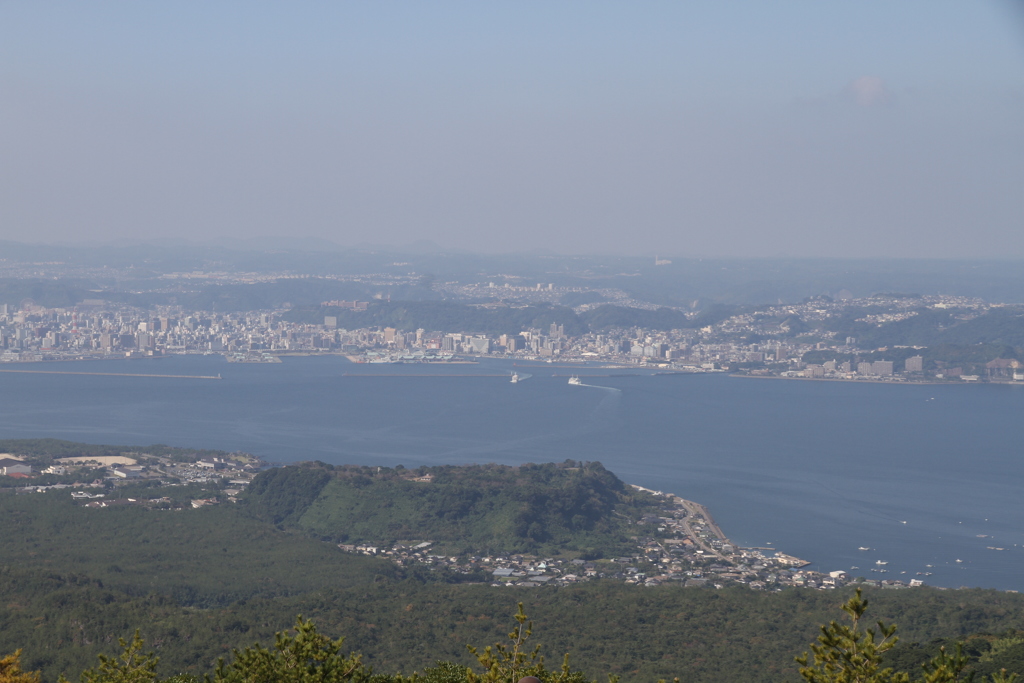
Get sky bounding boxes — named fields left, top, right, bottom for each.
left=1, top=2, right=1023, bottom=258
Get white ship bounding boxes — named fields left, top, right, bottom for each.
left=568, top=376, right=582, bottom=385
left=510, top=372, right=519, bottom=383
left=876, top=560, right=888, bottom=565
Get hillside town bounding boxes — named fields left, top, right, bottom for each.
left=1, top=450, right=260, bottom=507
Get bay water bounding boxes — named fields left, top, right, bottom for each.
left=1, top=355, right=1022, bottom=591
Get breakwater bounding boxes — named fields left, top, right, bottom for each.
left=0, top=368, right=222, bottom=380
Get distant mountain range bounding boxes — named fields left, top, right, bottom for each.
left=4, top=239, right=1024, bottom=305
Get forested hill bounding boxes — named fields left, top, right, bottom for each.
left=241, top=461, right=664, bottom=557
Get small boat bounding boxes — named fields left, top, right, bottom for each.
left=900, top=521, right=907, bottom=525
left=858, top=547, right=871, bottom=551
left=876, top=560, right=888, bottom=565
left=955, top=559, right=963, bottom=563
left=568, top=376, right=582, bottom=385
left=510, top=372, right=519, bottom=383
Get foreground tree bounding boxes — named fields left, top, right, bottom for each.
left=796, top=588, right=909, bottom=683
left=212, top=616, right=374, bottom=683
left=463, top=603, right=590, bottom=683
left=40, top=605, right=665, bottom=683
left=70, top=632, right=158, bottom=683
left=0, top=650, right=41, bottom=683
left=797, top=588, right=1018, bottom=683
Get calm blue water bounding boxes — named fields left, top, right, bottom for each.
left=1, top=355, right=1022, bottom=591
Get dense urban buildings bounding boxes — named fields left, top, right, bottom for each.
left=2, top=290, right=1021, bottom=382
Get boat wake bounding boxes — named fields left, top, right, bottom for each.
left=572, top=381, right=623, bottom=424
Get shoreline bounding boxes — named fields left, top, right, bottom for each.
left=628, top=484, right=811, bottom=570
left=729, top=373, right=995, bottom=386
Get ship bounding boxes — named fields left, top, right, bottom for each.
left=876, top=560, right=888, bottom=565
left=858, top=547, right=871, bottom=551
left=568, top=376, right=582, bottom=385
left=510, top=372, right=519, bottom=384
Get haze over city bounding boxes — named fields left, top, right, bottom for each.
left=2, top=1, right=1023, bottom=258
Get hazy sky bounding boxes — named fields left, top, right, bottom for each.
left=2, top=2, right=1023, bottom=257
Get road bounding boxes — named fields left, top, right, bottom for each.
left=674, top=497, right=732, bottom=562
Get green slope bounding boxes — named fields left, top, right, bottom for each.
left=0, top=491, right=396, bottom=607
left=242, top=461, right=665, bottom=557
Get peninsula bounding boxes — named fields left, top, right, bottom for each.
left=243, top=460, right=847, bottom=590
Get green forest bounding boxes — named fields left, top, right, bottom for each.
left=243, top=461, right=664, bottom=556
left=5, top=458, right=1024, bottom=683
left=4, top=551, right=1024, bottom=683
left=822, top=307, right=1024, bottom=352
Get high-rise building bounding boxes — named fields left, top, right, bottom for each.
left=469, top=337, right=490, bottom=354
left=905, top=355, right=924, bottom=372
left=804, top=364, right=825, bottom=378
left=872, top=360, right=894, bottom=377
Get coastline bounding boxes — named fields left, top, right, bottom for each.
left=729, top=373, right=984, bottom=386
left=628, top=483, right=811, bottom=570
